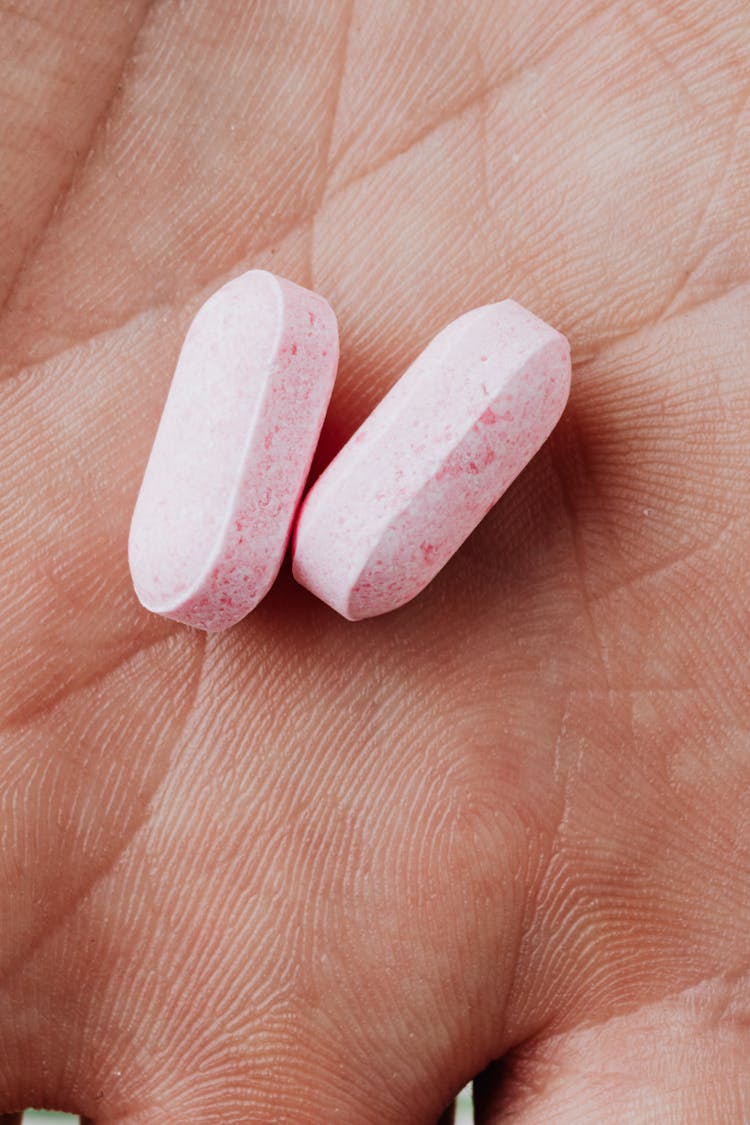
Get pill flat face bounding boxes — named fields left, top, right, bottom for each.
left=292, top=300, right=570, bottom=620
left=129, top=270, right=338, bottom=631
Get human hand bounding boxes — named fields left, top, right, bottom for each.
left=1, top=1, right=749, bottom=1121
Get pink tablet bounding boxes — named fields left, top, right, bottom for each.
left=292, top=300, right=570, bottom=619
left=129, top=270, right=338, bottom=631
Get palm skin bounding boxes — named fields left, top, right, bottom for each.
left=1, top=0, right=749, bottom=1121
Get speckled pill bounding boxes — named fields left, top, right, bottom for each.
left=292, top=300, right=571, bottom=620
left=129, top=270, right=338, bottom=631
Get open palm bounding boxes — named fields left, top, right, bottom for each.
left=2, top=2, right=749, bottom=1121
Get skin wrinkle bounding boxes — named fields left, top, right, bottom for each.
left=548, top=434, right=610, bottom=680
left=475, top=45, right=492, bottom=217
left=0, top=22, right=747, bottom=379
left=2, top=269, right=747, bottom=402
left=493, top=690, right=575, bottom=1052
left=622, top=4, right=707, bottom=116
left=0, top=0, right=156, bottom=316
left=588, top=514, right=747, bottom=605
left=0, top=1, right=612, bottom=371
left=487, top=629, right=750, bottom=1061
left=568, top=274, right=750, bottom=374
left=323, top=0, right=614, bottom=190
left=657, top=87, right=750, bottom=321
left=0, top=625, right=181, bottom=731
left=0, top=628, right=206, bottom=992
left=317, top=0, right=355, bottom=206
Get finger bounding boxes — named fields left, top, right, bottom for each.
left=474, top=980, right=750, bottom=1121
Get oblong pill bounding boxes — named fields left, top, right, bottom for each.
left=129, top=270, right=338, bottom=631
left=292, top=300, right=570, bottom=620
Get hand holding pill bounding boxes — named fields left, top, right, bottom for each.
left=2, top=3, right=748, bottom=1122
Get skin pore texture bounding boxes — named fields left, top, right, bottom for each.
left=0, top=1, right=749, bottom=1121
